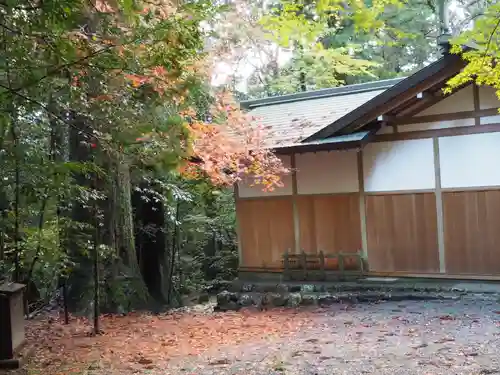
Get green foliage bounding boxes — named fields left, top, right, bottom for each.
left=0, top=0, right=241, bottom=316
left=447, top=4, right=500, bottom=95
left=322, top=0, right=439, bottom=82
left=145, top=172, right=238, bottom=299
left=245, top=0, right=441, bottom=97
left=251, top=45, right=376, bottom=95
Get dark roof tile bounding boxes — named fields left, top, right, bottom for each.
left=243, top=78, right=404, bottom=148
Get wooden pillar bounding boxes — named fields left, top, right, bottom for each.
left=357, top=150, right=369, bottom=259
left=473, top=83, right=480, bottom=125
left=291, top=153, right=300, bottom=253
left=433, top=137, right=446, bottom=273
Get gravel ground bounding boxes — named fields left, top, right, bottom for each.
left=164, top=297, right=500, bottom=375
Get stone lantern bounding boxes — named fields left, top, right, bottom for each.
left=0, top=282, right=26, bottom=368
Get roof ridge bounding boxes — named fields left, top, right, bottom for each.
left=240, top=77, right=405, bottom=109
left=302, top=53, right=465, bottom=142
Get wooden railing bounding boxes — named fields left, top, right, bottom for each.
left=282, top=250, right=365, bottom=281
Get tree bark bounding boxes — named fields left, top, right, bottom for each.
left=166, top=200, right=180, bottom=305
left=113, top=162, right=149, bottom=308
left=132, top=182, right=169, bottom=303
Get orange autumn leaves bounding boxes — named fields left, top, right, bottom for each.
left=25, top=309, right=314, bottom=374
left=124, top=65, right=187, bottom=98
left=179, top=92, right=289, bottom=191
left=86, top=0, right=289, bottom=191
left=127, top=77, right=289, bottom=191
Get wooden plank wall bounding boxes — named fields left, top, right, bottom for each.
left=365, top=193, right=440, bottom=273
left=236, top=85, right=500, bottom=278
left=297, top=194, right=361, bottom=254
left=443, top=190, right=500, bottom=275
left=236, top=198, right=294, bottom=268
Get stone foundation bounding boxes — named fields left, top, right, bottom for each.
left=215, top=283, right=463, bottom=312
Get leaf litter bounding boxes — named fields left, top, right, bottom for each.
left=23, top=307, right=315, bottom=374
left=12, top=298, right=500, bottom=375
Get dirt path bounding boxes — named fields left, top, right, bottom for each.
left=164, top=298, right=500, bottom=375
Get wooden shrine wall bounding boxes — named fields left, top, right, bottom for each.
left=237, top=84, right=500, bottom=277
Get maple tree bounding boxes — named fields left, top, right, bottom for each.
left=0, top=0, right=289, bottom=319
left=3, top=0, right=495, bottom=373
left=447, top=4, right=500, bottom=96
left=212, top=0, right=414, bottom=96
left=2, top=0, right=486, bottom=359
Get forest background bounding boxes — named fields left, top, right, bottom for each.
left=0, top=0, right=497, bottom=320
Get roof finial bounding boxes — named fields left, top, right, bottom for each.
left=437, top=0, right=452, bottom=55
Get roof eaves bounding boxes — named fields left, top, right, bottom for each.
left=301, top=52, right=465, bottom=143
left=240, top=77, right=405, bottom=110
left=271, top=130, right=372, bottom=155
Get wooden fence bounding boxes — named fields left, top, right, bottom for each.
left=282, top=250, right=365, bottom=280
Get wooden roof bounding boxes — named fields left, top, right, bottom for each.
left=240, top=78, right=403, bottom=149
left=241, top=47, right=468, bottom=152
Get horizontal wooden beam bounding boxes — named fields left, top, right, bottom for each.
left=236, top=195, right=292, bottom=201
left=366, top=271, right=500, bottom=281
left=274, top=119, right=500, bottom=154
left=305, top=56, right=466, bottom=140
left=238, top=268, right=500, bottom=281
left=347, top=59, right=465, bottom=130
left=416, top=91, right=434, bottom=99
left=374, top=122, right=500, bottom=142
left=365, top=189, right=435, bottom=195
left=442, top=185, right=500, bottom=193
left=274, top=140, right=362, bottom=155
left=391, top=108, right=499, bottom=125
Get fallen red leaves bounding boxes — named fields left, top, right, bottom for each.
left=24, top=308, right=314, bottom=374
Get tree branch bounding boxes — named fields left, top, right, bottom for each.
left=482, top=15, right=500, bottom=64
left=8, top=44, right=116, bottom=94
left=0, top=1, right=42, bottom=11
left=0, top=82, right=104, bottom=145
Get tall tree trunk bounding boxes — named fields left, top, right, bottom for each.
left=132, top=182, right=168, bottom=303
left=112, top=161, right=149, bottom=309
left=166, top=200, right=180, bottom=305
left=116, top=163, right=139, bottom=269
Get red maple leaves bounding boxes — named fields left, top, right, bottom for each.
left=24, top=309, right=314, bottom=374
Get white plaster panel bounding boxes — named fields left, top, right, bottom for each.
left=378, top=125, right=394, bottom=134
left=398, top=85, right=475, bottom=132
left=363, top=139, right=435, bottom=192
left=479, top=85, right=500, bottom=109
left=416, top=85, right=474, bottom=115
left=480, top=115, right=500, bottom=125
left=295, top=151, right=359, bottom=195
left=439, top=132, right=500, bottom=188
left=238, top=155, right=293, bottom=197
left=399, top=118, right=475, bottom=132
left=479, top=85, right=500, bottom=124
